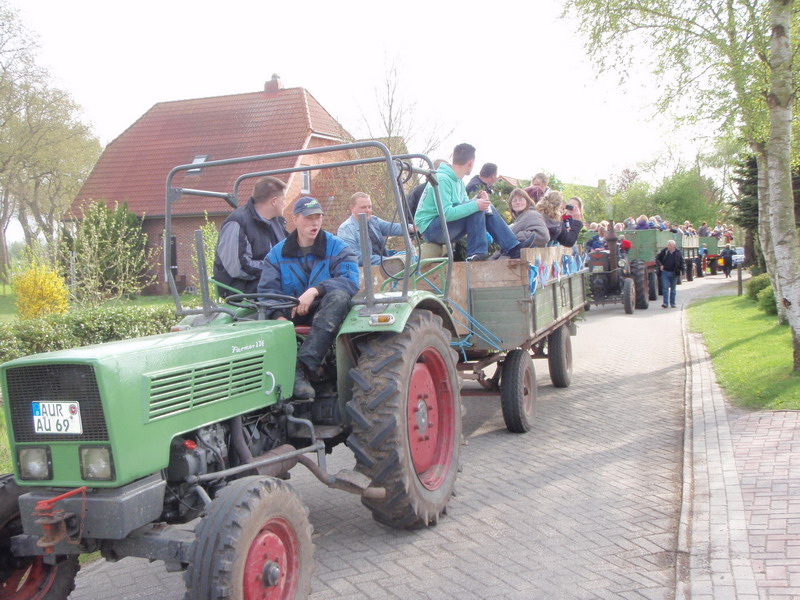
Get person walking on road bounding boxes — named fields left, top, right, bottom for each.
left=656, top=239, right=684, bottom=308
left=720, top=244, right=736, bottom=278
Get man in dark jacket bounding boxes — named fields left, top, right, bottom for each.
left=258, top=196, right=360, bottom=399
left=213, top=176, right=288, bottom=296
left=465, top=162, right=499, bottom=196
left=656, top=239, right=684, bottom=308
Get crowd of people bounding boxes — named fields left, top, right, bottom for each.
left=211, top=141, right=735, bottom=396
left=581, top=217, right=736, bottom=253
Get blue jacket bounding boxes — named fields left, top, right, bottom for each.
left=257, top=230, right=360, bottom=305
left=337, top=215, right=403, bottom=266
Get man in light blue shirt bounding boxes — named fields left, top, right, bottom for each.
left=337, top=192, right=412, bottom=266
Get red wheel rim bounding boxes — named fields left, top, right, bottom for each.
left=0, top=558, right=52, bottom=600
left=407, top=347, right=455, bottom=491
left=242, top=518, right=299, bottom=600
left=0, top=512, right=56, bottom=600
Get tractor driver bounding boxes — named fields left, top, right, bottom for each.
left=257, top=196, right=360, bottom=400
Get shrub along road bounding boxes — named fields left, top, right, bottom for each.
left=69, top=273, right=796, bottom=599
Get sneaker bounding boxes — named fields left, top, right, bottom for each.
left=467, top=253, right=489, bottom=262
left=661, top=304, right=668, bottom=308
left=293, top=366, right=315, bottom=399
left=670, top=304, right=677, bottom=308
left=507, top=244, right=521, bottom=259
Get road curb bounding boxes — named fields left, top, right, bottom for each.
left=675, top=301, right=693, bottom=600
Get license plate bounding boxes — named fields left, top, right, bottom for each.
left=32, top=402, right=83, bottom=435
left=592, top=266, right=604, bottom=273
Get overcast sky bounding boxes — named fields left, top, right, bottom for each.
left=13, top=0, right=708, bottom=188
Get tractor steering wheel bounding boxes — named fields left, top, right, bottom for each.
left=224, top=293, right=300, bottom=312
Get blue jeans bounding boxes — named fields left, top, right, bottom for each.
left=662, top=270, right=677, bottom=306
left=423, top=209, right=519, bottom=255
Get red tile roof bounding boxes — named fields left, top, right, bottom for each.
left=72, top=87, right=346, bottom=218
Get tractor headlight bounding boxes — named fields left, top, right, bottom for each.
left=618, top=259, right=627, bottom=268
left=18, top=447, right=52, bottom=480
left=80, top=446, right=115, bottom=481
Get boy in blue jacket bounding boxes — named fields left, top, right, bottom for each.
left=258, top=197, right=360, bottom=399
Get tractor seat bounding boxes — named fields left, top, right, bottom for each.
left=294, top=326, right=312, bottom=336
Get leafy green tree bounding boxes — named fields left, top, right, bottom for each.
left=610, top=180, right=654, bottom=224
left=67, top=201, right=157, bottom=305
left=564, top=0, right=800, bottom=370
left=0, top=1, right=99, bottom=282
left=649, top=169, right=724, bottom=227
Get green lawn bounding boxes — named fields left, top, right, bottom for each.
left=688, top=295, right=800, bottom=410
left=0, top=291, right=15, bottom=323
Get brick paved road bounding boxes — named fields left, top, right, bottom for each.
left=71, top=277, right=698, bottom=599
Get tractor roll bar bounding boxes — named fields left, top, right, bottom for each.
left=164, top=141, right=453, bottom=315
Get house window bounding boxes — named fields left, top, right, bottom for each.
left=301, top=170, right=311, bottom=194
left=188, top=155, right=209, bottom=174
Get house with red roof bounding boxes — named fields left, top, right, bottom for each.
left=71, top=75, right=355, bottom=293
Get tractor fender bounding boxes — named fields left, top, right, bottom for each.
left=335, top=291, right=457, bottom=421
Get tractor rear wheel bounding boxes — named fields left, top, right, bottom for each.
left=500, top=349, right=536, bottom=433
left=185, top=476, right=313, bottom=600
left=622, top=278, right=635, bottom=314
left=0, top=475, right=79, bottom=600
left=631, top=260, right=649, bottom=309
left=547, top=325, right=573, bottom=388
left=346, top=310, right=461, bottom=529
left=648, top=270, right=658, bottom=301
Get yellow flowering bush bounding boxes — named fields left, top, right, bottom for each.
left=12, top=264, right=69, bottom=320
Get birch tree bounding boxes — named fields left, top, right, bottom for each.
left=564, top=0, right=800, bottom=370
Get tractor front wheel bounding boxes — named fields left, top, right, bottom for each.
left=0, top=475, right=79, bottom=600
left=500, top=349, right=537, bottom=433
left=631, top=260, right=649, bottom=309
left=185, top=477, right=313, bottom=600
left=346, top=310, right=462, bottom=529
left=622, top=278, right=635, bottom=314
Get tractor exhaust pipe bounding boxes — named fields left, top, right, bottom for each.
left=607, top=220, right=620, bottom=291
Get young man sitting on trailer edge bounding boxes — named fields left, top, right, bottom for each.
left=258, top=196, right=360, bottom=399
left=415, top=143, right=522, bottom=261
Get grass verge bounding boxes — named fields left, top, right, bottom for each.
left=688, top=295, right=800, bottom=410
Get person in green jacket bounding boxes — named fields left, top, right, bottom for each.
left=414, top=143, right=521, bottom=261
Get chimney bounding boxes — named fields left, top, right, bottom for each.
left=264, top=74, right=283, bottom=93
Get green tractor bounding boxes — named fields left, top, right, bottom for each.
left=0, top=143, right=463, bottom=599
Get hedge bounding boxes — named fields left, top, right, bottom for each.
left=0, top=305, right=182, bottom=363
left=757, top=285, right=778, bottom=315
left=746, top=273, right=772, bottom=301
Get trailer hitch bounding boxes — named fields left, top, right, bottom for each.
left=32, top=486, right=87, bottom=553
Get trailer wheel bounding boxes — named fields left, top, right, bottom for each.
left=709, top=260, right=718, bottom=275
left=500, top=349, right=537, bottom=433
left=685, top=259, right=694, bottom=281
left=346, top=310, right=461, bottom=529
left=547, top=325, right=573, bottom=388
left=0, top=475, right=79, bottom=600
left=622, top=278, right=635, bottom=314
left=648, top=270, right=658, bottom=301
left=631, top=260, right=649, bottom=309
left=185, top=476, right=313, bottom=600
left=695, top=257, right=704, bottom=278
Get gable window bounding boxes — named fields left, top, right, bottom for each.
left=188, top=155, right=209, bottom=174
left=301, top=170, right=311, bottom=194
